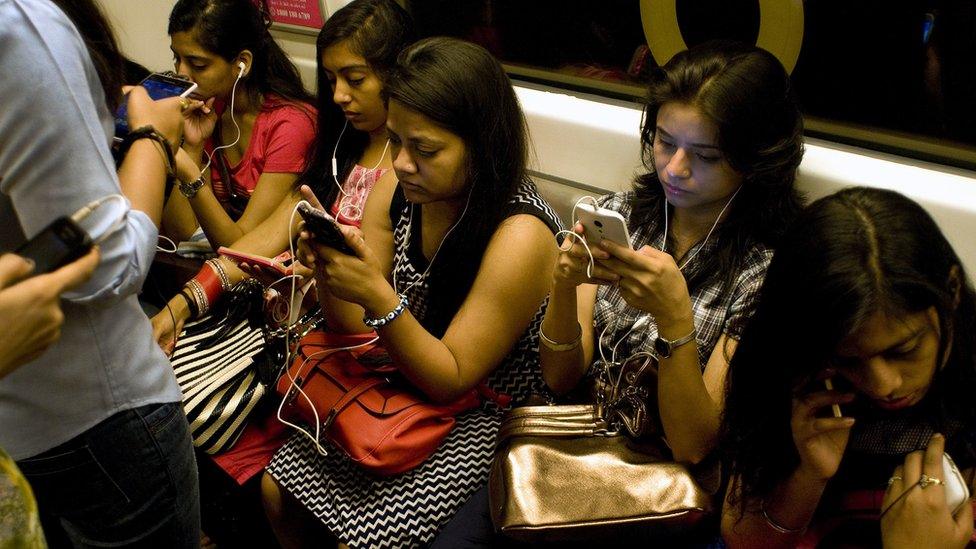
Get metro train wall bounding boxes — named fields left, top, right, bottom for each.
left=100, top=0, right=976, bottom=280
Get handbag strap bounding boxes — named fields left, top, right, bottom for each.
left=322, top=376, right=386, bottom=429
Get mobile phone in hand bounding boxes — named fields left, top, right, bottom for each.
left=574, top=203, right=633, bottom=249
left=217, top=247, right=295, bottom=276
left=115, top=72, right=198, bottom=140
left=15, top=217, right=93, bottom=276
left=297, top=203, right=354, bottom=255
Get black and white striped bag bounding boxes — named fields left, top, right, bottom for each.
left=168, top=279, right=278, bottom=455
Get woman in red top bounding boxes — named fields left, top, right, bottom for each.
left=163, top=0, right=316, bottom=250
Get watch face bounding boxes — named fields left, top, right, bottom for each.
left=654, top=337, right=670, bottom=358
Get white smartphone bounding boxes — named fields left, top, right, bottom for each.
left=574, top=203, right=633, bottom=249
left=943, top=452, right=970, bottom=516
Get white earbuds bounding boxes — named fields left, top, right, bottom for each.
left=237, top=61, right=246, bottom=78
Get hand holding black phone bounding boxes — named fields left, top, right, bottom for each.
left=114, top=72, right=197, bottom=141
left=15, top=217, right=93, bottom=276
left=297, top=203, right=355, bottom=255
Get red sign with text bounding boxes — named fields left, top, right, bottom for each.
left=263, top=0, right=323, bottom=28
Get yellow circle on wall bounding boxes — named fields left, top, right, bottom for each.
left=640, top=0, right=804, bottom=73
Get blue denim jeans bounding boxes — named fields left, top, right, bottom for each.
left=17, top=402, right=200, bottom=548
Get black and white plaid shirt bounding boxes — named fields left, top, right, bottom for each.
left=590, top=191, right=773, bottom=372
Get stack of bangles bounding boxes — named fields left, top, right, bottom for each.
left=178, top=259, right=232, bottom=319
left=539, top=323, right=582, bottom=352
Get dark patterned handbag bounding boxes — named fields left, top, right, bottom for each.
left=170, top=279, right=288, bottom=454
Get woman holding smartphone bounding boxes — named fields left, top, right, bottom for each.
left=261, top=38, right=562, bottom=548
left=721, top=187, right=976, bottom=548
left=1, top=0, right=199, bottom=545
left=151, top=0, right=412, bottom=351
left=162, top=0, right=316, bottom=249
left=434, top=40, right=804, bottom=546
left=542, top=41, right=803, bottom=463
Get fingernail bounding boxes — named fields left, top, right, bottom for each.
left=843, top=417, right=855, bottom=426
left=23, top=258, right=35, bottom=270
left=933, top=433, right=944, bottom=441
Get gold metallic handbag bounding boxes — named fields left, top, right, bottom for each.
left=488, top=355, right=716, bottom=542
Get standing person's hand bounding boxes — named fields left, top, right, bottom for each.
left=0, top=249, right=100, bottom=377
left=881, top=434, right=973, bottom=549
left=124, top=85, right=185, bottom=146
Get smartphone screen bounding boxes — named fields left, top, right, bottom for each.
left=297, top=204, right=354, bottom=255
left=114, top=74, right=197, bottom=139
left=14, top=217, right=93, bottom=276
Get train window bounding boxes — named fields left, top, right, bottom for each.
left=405, top=0, right=976, bottom=170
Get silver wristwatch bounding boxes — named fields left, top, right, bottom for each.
left=179, top=174, right=205, bottom=198
left=653, top=328, right=696, bottom=359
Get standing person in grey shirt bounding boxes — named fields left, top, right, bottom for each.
left=0, top=0, right=200, bottom=545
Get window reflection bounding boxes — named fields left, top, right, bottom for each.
left=405, top=0, right=976, bottom=163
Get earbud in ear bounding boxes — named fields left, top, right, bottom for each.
left=237, top=61, right=246, bottom=77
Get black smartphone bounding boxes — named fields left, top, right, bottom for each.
left=297, top=203, right=355, bottom=255
left=114, top=72, right=198, bottom=140
left=14, top=217, right=93, bottom=275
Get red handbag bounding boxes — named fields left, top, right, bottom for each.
left=276, top=330, right=495, bottom=476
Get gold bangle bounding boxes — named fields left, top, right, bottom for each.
left=539, top=324, right=582, bottom=352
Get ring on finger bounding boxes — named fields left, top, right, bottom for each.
left=179, top=98, right=190, bottom=111
left=919, top=474, right=943, bottom=489
left=886, top=475, right=903, bottom=489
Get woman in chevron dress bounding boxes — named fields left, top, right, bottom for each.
left=261, top=37, right=563, bottom=548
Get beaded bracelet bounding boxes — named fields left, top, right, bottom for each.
left=184, top=279, right=209, bottom=317
left=205, top=259, right=232, bottom=292
left=363, top=293, right=409, bottom=328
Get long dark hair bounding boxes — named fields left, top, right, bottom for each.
left=633, top=41, right=804, bottom=302
left=297, top=0, right=414, bottom=205
left=721, top=187, right=976, bottom=511
left=384, top=37, right=530, bottom=337
left=168, top=0, right=313, bottom=108
left=51, top=0, right=125, bottom=111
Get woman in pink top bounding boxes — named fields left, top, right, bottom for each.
left=152, top=0, right=413, bottom=353
left=162, top=0, right=316, bottom=250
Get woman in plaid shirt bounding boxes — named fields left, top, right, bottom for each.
left=540, top=41, right=804, bottom=465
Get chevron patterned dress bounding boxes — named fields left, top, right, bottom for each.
left=266, top=181, right=562, bottom=548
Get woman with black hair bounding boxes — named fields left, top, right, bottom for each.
left=162, top=0, right=316, bottom=249
left=151, top=0, right=412, bottom=352
left=261, top=37, right=562, bottom=548
left=541, top=41, right=804, bottom=464
left=432, top=39, right=805, bottom=547
left=721, top=187, right=976, bottom=548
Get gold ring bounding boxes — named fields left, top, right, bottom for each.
left=919, top=474, right=943, bottom=489
left=179, top=98, right=190, bottom=111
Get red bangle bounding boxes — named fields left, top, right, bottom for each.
left=193, top=262, right=224, bottom=308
